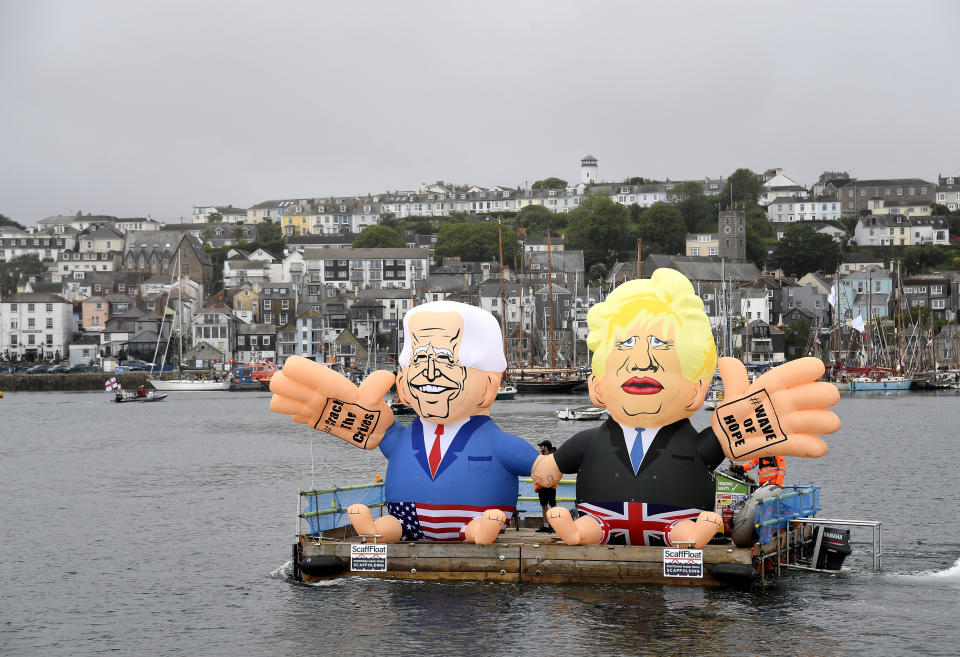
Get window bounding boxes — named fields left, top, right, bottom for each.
left=690, top=247, right=700, bottom=256
left=45, top=317, right=52, bottom=328
left=46, top=334, right=53, bottom=346
left=10, top=335, right=16, bottom=346
left=27, top=304, right=35, bottom=312
left=27, top=317, right=35, bottom=328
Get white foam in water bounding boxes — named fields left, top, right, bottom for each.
left=271, top=559, right=345, bottom=586
left=928, top=557, right=960, bottom=580
left=897, top=557, right=960, bottom=583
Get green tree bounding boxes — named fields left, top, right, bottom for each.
left=515, top=204, right=567, bottom=236
left=771, top=224, right=842, bottom=277
left=434, top=222, right=521, bottom=265
left=667, top=182, right=717, bottom=232
left=0, top=213, right=26, bottom=231
left=253, top=219, right=285, bottom=259
left=531, top=177, right=568, bottom=190
left=0, top=254, right=46, bottom=296
left=353, top=224, right=406, bottom=248
left=564, top=195, right=631, bottom=271
left=724, top=168, right=764, bottom=207
left=206, top=212, right=223, bottom=223
left=784, top=318, right=811, bottom=360
left=902, top=245, right=950, bottom=274
left=636, top=202, right=686, bottom=255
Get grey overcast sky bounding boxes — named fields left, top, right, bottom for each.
left=2, top=1, right=958, bottom=224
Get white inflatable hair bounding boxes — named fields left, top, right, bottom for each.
left=397, top=300, right=507, bottom=372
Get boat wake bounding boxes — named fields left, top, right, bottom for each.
left=895, top=557, right=960, bottom=584
left=271, top=560, right=345, bottom=586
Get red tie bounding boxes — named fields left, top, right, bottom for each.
left=428, top=424, right=444, bottom=478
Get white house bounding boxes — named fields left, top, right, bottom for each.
left=0, top=293, right=73, bottom=361
left=760, top=169, right=809, bottom=206
left=767, top=196, right=842, bottom=223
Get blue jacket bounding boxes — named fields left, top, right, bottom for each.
left=379, top=416, right=538, bottom=508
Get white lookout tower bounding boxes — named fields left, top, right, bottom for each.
left=580, top=154, right=598, bottom=185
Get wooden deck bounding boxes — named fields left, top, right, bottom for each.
left=295, top=524, right=762, bottom=586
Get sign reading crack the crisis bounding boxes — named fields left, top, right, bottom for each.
left=350, top=544, right=388, bottom=572
left=314, top=398, right=383, bottom=450
left=715, top=388, right=788, bottom=460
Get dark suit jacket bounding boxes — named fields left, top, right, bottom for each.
left=553, top=417, right=725, bottom=511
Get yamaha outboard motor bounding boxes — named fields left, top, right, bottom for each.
left=814, top=526, right=852, bottom=570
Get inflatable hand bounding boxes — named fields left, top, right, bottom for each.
left=712, top=357, right=840, bottom=461
left=531, top=454, right=562, bottom=489
left=270, top=355, right=396, bottom=450
left=667, top=511, right=723, bottom=548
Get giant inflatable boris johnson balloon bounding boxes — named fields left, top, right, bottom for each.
left=532, top=268, right=841, bottom=548
left=270, top=301, right=538, bottom=545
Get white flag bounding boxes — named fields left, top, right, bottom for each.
left=104, top=377, right=119, bottom=390
left=851, top=315, right=866, bottom=334
left=827, top=285, right=837, bottom=308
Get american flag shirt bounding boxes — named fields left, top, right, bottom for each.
left=388, top=502, right=514, bottom=541
left=576, top=501, right=702, bottom=547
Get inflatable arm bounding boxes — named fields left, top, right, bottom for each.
left=270, top=355, right=395, bottom=450
left=711, top=357, right=841, bottom=461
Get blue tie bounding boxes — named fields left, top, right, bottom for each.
left=630, top=428, right=645, bottom=475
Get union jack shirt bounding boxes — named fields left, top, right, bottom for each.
left=576, top=501, right=702, bottom=546
left=388, top=502, right=514, bottom=541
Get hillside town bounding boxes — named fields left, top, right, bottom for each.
left=2, top=156, right=959, bottom=377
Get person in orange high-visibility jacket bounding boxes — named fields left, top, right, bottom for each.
left=743, top=455, right=786, bottom=486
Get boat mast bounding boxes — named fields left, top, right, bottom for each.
left=518, top=250, right=525, bottom=368
left=896, top=260, right=902, bottom=372
left=546, top=229, right=556, bottom=369
left=178, top=249, right=184, bottom=370
left=867, top=270, right=873, bottom=366
left=528, top=252, right=534, bottom=368
left=497, top=220, right=507, bottom=360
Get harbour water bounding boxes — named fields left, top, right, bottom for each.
left=2, top=389, right=959, bottom=656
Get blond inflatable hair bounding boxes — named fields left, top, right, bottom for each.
left=587, top=268, right=717, bottom=382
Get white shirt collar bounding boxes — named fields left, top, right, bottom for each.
left=617, top=422, right=661, bottom=470
left=421, top=417, right=470, bottom=460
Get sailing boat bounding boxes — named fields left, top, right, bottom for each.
left=505, top=230, right=586, bottom=393
left=148, top=250, right=230, bottom=392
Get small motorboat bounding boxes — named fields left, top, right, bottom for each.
left=114, top=390, right=167, bottom=403
left=496, top=384, right=517, bottom=401
left=389, top=396, right=417, bottom=416
left=556, top=405, right=607, bottom=421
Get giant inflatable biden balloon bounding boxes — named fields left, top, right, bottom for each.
left=269, top=301, right=538, bottom=545
left=531, top=268, right=841, bottom=548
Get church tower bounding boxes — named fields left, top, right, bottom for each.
left=718, top=210, right=746, bottom=261
left=580, top=155, right=598, bottom=185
